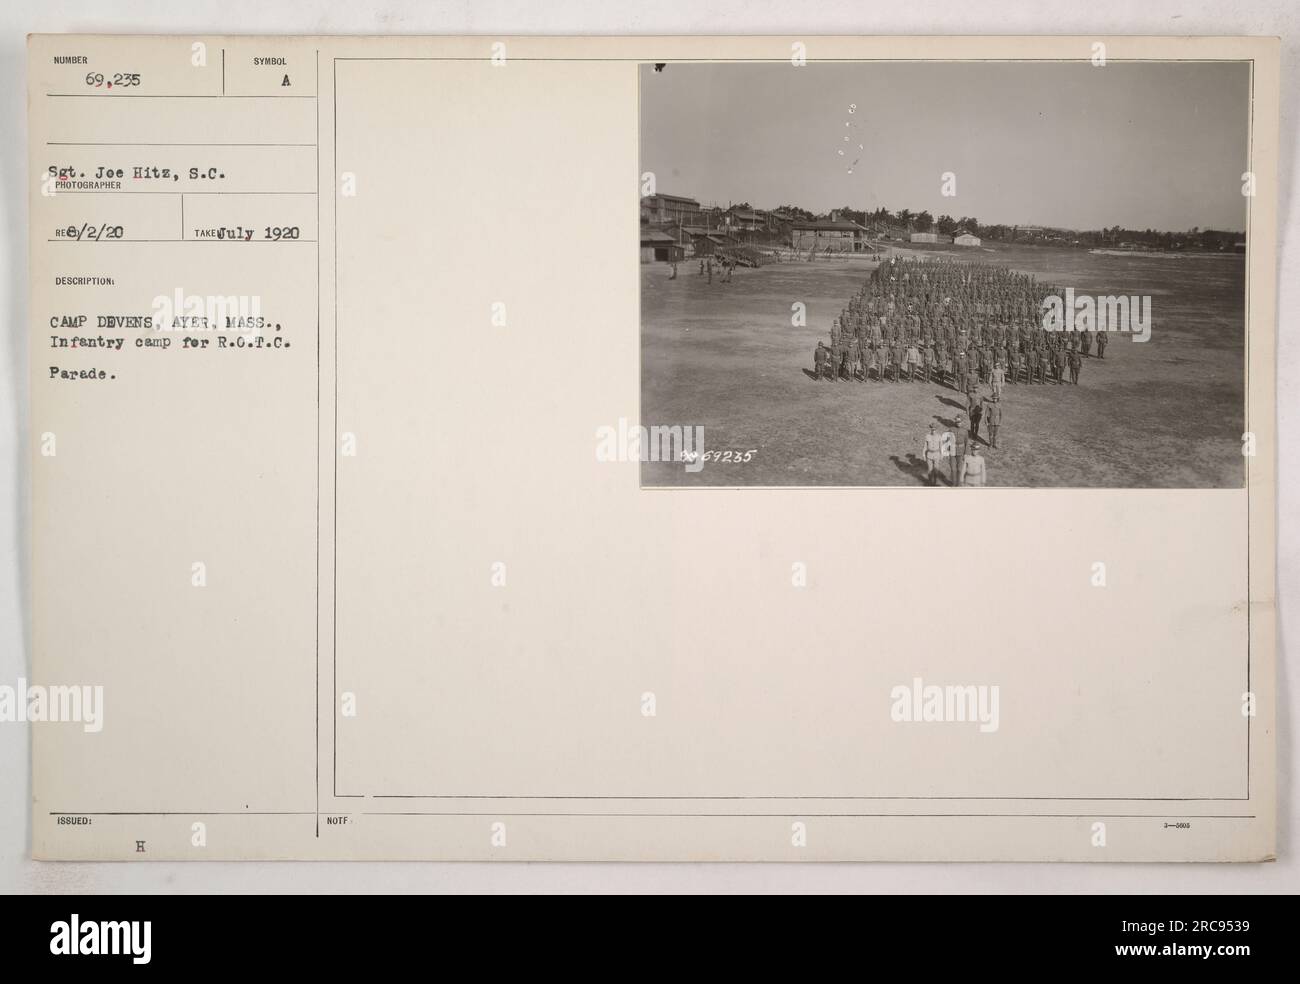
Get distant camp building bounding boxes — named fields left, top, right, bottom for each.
left=953, top=229, right=982, bottom=247
left=681, top=226, right=735, bottom=256
left=640, top=229, right=684, bottom=263
left=909, top=231, right=954, bottom=245
left=725, top=207, right=767, bottom=233
left=791, top=213, right=872, bottom=252
left=640, top=193, right=702, bottom=226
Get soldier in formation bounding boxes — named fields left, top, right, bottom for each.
left=816, top=256, right=1113, bottom=388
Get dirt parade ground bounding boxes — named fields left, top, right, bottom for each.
left=640, top=244, right=1245, bottom=488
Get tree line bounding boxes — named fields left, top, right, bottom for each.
left=770, top=204, right=1242, bottom=249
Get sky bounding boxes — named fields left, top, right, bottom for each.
left=639, top=61, right=1250, bottom=232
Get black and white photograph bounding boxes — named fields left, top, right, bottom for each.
left=639, top=61, right=1251, bottom=488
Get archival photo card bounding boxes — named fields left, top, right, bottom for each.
left=26, top=35, right=1276, bottom=863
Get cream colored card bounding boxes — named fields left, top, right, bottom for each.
left=27, top=35, right=1276, bottom=860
